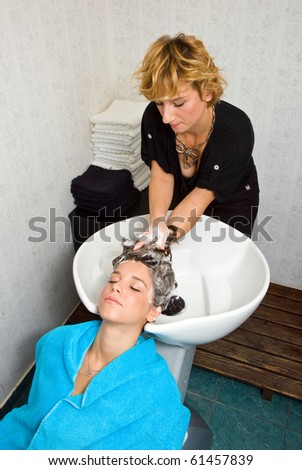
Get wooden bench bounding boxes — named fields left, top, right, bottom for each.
left=193, top=283, right=302, bottom=401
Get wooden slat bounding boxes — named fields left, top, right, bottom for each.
left=260, top=293, right=302, bottom=315
left=224, top=328, right=302, bottom=363
left=200, top=338, right=302, bottom=379
left=268, top=283, right=302, bottom=302
left=239, top=316, right=302, bottom=345
left=193, top=349, right=302, bottom=401
left=252, top=305, right=302, bottom=329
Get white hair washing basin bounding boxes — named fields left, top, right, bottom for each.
left=73, top=214, right=270, bottom=348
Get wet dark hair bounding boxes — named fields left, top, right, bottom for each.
left=112, top=239, right=177, bottom=309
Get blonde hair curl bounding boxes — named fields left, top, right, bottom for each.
left=133, top=33, right=226, bottom=106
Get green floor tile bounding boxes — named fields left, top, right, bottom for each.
left=210, top=402, right=286, bottom=450
left=187, top=366, right=222, bottom=400
left=185, top=391, right=215, bottom=423
left=217, top=377, right=291, bottom=426
left=283, top=429, right=302, bottom=450
left=288, top=399, right=302, bottom=433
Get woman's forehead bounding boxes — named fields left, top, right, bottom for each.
left=155, top=81, right=194, bottom=101
left=115, top=260, right=152, bottom=280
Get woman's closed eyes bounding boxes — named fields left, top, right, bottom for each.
left=156, top=101, right=185, bottom=108
left=108, top=280, right=141, bottom=292
left=108, top=272, right=147, bottom=293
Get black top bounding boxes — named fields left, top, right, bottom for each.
left=141, top=100, right=255, bottom=207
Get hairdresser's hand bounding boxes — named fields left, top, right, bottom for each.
left=134, top=221, right=169, bottom=251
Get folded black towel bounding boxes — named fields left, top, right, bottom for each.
left=71, top=165, right=140, bottom=215
left=71, top=165, right=134, bottom=194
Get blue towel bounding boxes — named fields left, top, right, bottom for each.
left=0, top=321, right=190, bottom=450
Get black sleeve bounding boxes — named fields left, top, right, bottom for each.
left=196, top=102, right=255, bottom=200
left=141, top=102, right=177, bottom=174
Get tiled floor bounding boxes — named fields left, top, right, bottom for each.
left=185, top=366, right=302, bottom=450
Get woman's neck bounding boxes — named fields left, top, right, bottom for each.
left=90, top=322, right=142, bottom=370
left=180, top=105, right=213, bottom=143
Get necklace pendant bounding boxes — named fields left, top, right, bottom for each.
left=184, top=160, right=195, bottom=169
left=184, top=149, right=198, bottom=169
left=185, top=148, right=194, bottom=158
left=85, top=369, right=93, bottom=376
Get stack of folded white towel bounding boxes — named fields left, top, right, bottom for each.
left=90, top=100, right=150, bottom=191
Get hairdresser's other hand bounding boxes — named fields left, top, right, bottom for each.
left=134, top=221, right=169, bottom=251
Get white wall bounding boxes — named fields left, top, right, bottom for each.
left=0, top=0, right=116, bottom=405
left=0, top=0, right=301, bottom=405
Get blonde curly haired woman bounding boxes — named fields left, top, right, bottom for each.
left=134, top=33, right=259, bottom=249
